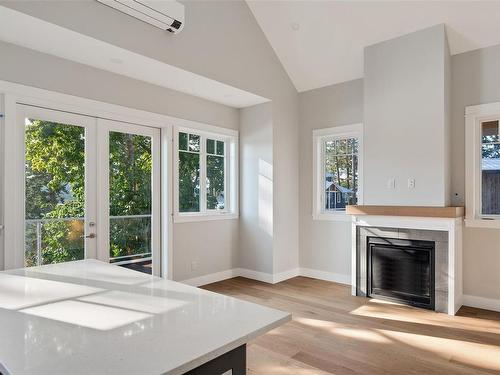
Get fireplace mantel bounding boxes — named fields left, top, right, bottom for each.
left=346, top=205, right=464, bottom=218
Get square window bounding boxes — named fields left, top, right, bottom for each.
left=188, top=134, right=200, bottom=152
left=176, top=129, right=236, bottom=221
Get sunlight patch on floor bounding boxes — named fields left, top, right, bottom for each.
left=294, top=315, right=500, bottom=372
left=379, top=328, right=500, bottom=372
left=349, top=303, right=500, bottom=335
left=295, top=317, right=391, bottom=344
left=247, top=344, right=332, bottom=375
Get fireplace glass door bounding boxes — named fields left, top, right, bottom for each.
left=367, top=237, right=435, bottom=310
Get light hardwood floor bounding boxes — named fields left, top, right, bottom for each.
left=203, top=276, right=500, bottom=375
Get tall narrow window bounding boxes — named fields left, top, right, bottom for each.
left=175, top=127, right=237, bottom=222
left=206, top=138, right=225, bottom=210
left=464, top=102, right=500, bottom=227
left=178, top=132, right=200, bottom=212
left=324, top=137, right=359, bottom=211
left=481, top=120, right=500, bottom=215
left=313, top=124, right=363, bottom=220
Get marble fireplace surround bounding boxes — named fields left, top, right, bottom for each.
left=349, top=213, right=463, bottom=315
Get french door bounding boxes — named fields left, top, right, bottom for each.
left=15, top=105, right=161, bottom=275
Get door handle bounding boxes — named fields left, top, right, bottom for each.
left=81, top=233, right=96, bottom=239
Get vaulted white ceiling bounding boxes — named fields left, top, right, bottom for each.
left=247, top=1, right=500, bottom=92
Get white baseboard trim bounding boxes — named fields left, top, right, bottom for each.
left=299, top=268, right=351, bottom=285
left=180, top=269, right=238, bottom=287
left=463, top=294, right=500, bottom=312
left=273, top=268, right=301, bottom=283
left=237, top=268, right=275, bottom=283
left=181, top=267, right=350, bottom=287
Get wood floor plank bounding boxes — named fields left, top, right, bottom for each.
left=203, top=276, right=500, bottom=375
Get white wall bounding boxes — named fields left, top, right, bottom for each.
left=298, top=80, right=363, bottom=280
left=272, top=93, right=300, bottom=274
left=451, top=43, right=500, bottom=302
left=0, top=0, right=299, bottom=279
left=239, top=103, right=274, bottom=274
left=364, top=24, right=450, bottom=206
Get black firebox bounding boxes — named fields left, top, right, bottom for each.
left=367, top=236, right=435, bottom=310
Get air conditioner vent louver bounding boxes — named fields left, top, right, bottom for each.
left=96, top=0, right=185, bottom=34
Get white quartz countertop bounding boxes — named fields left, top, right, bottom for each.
left=0, top=260, right=290, bottom=375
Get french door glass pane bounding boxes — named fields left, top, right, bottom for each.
left=24, top=118, right=85, bottom=266
left=109, top=131, right=152, bottom=274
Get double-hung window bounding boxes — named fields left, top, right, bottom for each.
left=174, top=125, right=238, bottom=222
left=313, top=123, right=363, bottom=221
left=465, top=102, right=500, bottom=227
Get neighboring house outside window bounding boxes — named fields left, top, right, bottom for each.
left=174, top=125, right=238, bottom=223
left=313, top=123, right=363, bottom=221
left=466, top=102, right=500, bottom=228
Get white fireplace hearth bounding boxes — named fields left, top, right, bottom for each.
left=348, top=207, right=464, bottom=316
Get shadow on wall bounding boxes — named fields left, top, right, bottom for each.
left=258, top=159, right=273, bottom=237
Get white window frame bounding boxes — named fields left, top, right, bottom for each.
left=465, top=101, right=500, bottom=228
left=173, top=124, right=238, bottom=223
left=312, top=123, right=363, bottom=222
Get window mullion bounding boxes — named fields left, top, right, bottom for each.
left=322, top=138, right=326, bottom=212
left=224, top=140, right=229, bottom=212
left=200, top=135, right=207, bottom=213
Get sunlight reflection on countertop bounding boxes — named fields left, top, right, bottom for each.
left=0, top=259, right=290, bottom=375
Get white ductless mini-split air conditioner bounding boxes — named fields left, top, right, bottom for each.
left=97, top=0, right=185, bottom=34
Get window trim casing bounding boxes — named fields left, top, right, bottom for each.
left=312, top=123, right=363, bottom=222
left=465, top=101, right=500, bottom=228
left=173, top=124, right=238, bottom=223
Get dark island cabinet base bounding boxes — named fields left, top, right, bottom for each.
left=184, top=344, right=246, bottom=375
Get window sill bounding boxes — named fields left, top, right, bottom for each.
left=174, top=212, right=239, bottom=223
left=465, top=218, right=500, bottom=229
left=312, top=212, right=352, bottom=222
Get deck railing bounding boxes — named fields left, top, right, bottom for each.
left=25, top=215, right=151, bottom=267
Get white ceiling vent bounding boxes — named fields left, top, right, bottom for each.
left=97, top=0, right=184, bottom=34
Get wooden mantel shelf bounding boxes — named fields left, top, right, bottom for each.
left=346, top=205, right=464, bottom=218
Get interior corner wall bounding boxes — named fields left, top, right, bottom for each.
left=298, top=79, right=364, bottom=279
left=451, top=43, right=500, bottom=302
left=0, top=41, right=240, bottom=280
left=273, top=93, right=300, bottom=274
left=239, top=103, right=274, bottom=274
